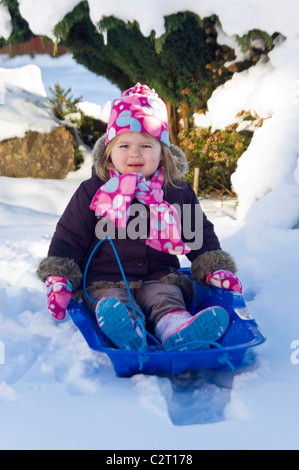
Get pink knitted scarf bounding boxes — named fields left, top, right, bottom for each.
left=90, top=169, right=191, bottom=256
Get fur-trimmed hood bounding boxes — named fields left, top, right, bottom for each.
left=92, top=134, right=189, bottom=178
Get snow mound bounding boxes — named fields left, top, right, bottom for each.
left=0, top=3, right=12, bottom=40
left=194, top=36, right=299, bottom=228
left=0, top=64, right=46, bottom=97
left=0, top=65, right=60, bottom=141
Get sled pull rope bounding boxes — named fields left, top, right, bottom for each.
left=83, top=237, right=162, bottom=351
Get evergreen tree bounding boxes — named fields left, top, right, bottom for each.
left=52, top=3, right=232, bottom=142
left=53, top=2, right=277, bottom=142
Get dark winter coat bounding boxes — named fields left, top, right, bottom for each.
left=37, top=136, right=237, bottom=304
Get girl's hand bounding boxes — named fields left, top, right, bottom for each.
left=46, top=276, right=72, bottom=320
left=206, top=270, right=243, bottom=293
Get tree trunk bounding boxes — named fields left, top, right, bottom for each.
left=165, top=101, right=180, bottom=146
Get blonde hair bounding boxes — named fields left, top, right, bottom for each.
left=95, top=134, right=182, bottom=187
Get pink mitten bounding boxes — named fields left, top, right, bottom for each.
left=206, top=269, right=243, bottom=293
left=46, top=276, right=72, bottom=320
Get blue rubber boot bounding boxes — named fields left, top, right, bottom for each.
left=96, top=297, right=144, bottom=351
left=162, top=306, right=230, bottom=351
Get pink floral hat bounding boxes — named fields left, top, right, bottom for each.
left=105, top=83, right=170, bottom=147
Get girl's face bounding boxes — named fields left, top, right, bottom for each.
left=110, top=133, right=162, bottom=178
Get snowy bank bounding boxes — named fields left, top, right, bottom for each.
left=0, top=64, right=60, bottom=141
left=203, top=37, right=299, bottom=227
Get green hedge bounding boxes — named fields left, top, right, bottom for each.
left=179, top=124, right=253, bottom=196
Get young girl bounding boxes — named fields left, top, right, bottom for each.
left=37, top=84, right=242, bottom=352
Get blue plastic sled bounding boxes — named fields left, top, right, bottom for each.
left=67, top=268, right=266, bottom=377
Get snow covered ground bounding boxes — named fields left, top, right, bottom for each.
left=1, top=157, right=299, bottom=450
left=1, top=1, right=299, bottom=450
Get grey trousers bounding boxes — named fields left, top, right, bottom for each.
left=84, top=281, right=187, bottom=327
